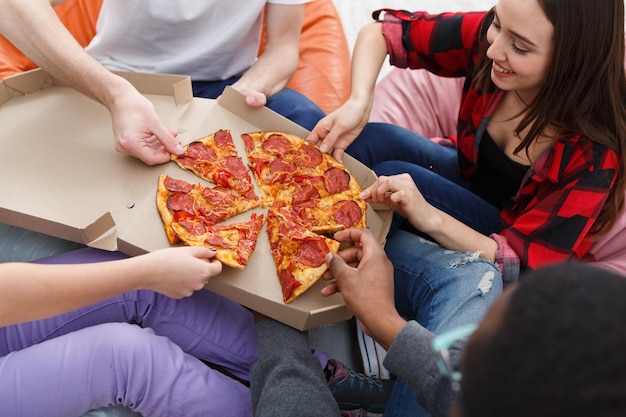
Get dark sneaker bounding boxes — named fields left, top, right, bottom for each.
left=326, top=359, right=394, bottom=414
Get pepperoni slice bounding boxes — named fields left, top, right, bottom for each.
left=204, top=234, right=233, bottom=248
left=332, top=200, right=363, bottom=227
left=292, top=184, right=320, bottom=205
left=263, top=134, right=292, bottom=155
left=296, top=238, right=329, bottom=267
left=222, top=156, right=250, bottom=178
left=166, top=192, right=195, bottom=214
left=163, top=176, right=192, bottom=193
left=214, top=129, right=236, bottom=153
left=242, top=134, right=255, bottom=153
left=177, top=218, right=208, bottom=236
left=186, top=141, right=217, bottom=162
left=324, top=167, right=350, bottom=194
left=278, top=269, right=298, bottom=301
left=296, top=144, right=323, bottom=168
left=200, top=187, right=236, bottom=206
left=268, top=158, right=297, bottom=183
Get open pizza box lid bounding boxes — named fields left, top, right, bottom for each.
left=0, top=69, right=392, bottom=330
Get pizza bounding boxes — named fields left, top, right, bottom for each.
left=287, top=190, right=367, bottom=234
left=266, top=205, right=341, bottom=303
left=157, top=129, right=367, bottom=302
left=171, top=213, right=265, bottom=270
left=171, top=129, right=257, bottom=200
left=241, top=131, right=365, bottom=207
left=156, top=174, right=262, bottom=245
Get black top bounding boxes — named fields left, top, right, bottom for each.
left=469, top=130, right=530, bottom=209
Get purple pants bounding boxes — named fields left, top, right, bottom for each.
left=0, top=248, right=258, bottom=417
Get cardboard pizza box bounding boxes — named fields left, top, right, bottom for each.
left=0, top=69, right=392, bottom=330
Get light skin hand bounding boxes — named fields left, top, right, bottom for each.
left=360, top=174, right=499, bottom=261
left=136, top=246, right=222, bottom=299
left=108, top=81, right=183, bottom=165
left=359, top=173, right=440, bottom=232
left=228, top=85, right=268, bottom=108
left=320, top=228, right=406, bottom=350
left=307, top=97, right=371, bottom=162
left=222, top=4, right=302, bottom=109
left=307, top=21, right=387, bottom=161
left=0, top=246, right=222, bottom=327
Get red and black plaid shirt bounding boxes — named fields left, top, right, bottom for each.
left=378, top=9, right=620, bottom=281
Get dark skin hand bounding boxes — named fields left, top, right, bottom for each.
left=321, top=228, right=407, bottom=350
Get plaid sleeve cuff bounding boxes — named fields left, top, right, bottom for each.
left=490, top=233, right=521, bottom=284
left=381, top=13, right=409, bottom=68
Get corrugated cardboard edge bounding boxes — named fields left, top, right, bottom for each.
left=0, top=68, right=193, bottom=107
left=0, top=69, right=194, bottom=251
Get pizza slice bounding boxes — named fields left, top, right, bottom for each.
left=156, top=175, right=261, bottom=245
left=287, top=191, right=367, bottom=234
left=266, top=204, right=340, bottom=303
left=171, top=213, right=266, bottom=269
left=172, top=129, right=257, bottom=199
left=241, top=131, right=362, bottom=205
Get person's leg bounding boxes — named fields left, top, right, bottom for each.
left=0, top=323, right=252, bottom=417
left=192, top=79, right=325, bottom=131
left=251, top=318, right=341, bottom=417
left=373, top=160, right=502, bottom=237
left=4, top=247, right=258, bottom=380
left=382, top=230, right=503, bottom=417
left=264, top=88, right=325, bottom=131
left=0, top=288, right=257, bottom=381
left=346, top=123, right=464, bottom=181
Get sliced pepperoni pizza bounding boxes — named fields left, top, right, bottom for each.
left=172, top=129, right=258, bottom=200
left=171, top=213, right=266, bottom=269
left=156, top=174, right=261, bottom=245
left=287, top=190, right=367, bottom=234
left=241, top=131, right=365, bottom=214
left=266, top=205, right=340, bottom=304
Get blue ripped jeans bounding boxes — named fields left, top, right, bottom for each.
left=346, top=123, right=504, bottom=417
left=347, top=122, right=502, bottom=236
left=383, top=230, right=503, bottom=417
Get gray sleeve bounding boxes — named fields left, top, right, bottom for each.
left=251, top=318, right=341, bottom=417
left=383, top=321, right=463, bottom=417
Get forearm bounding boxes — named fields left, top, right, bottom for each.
left=236, top=46, right=299, bottom=97
left=0, top=258, right=146, bottom=326
left=414, top=206, right=498, bottom=262
left=384, top=321, right=459, bottom=417
left=0, top=0, right=134, bottom=109
left=348, top=22, right=388, bottom=109
left=235, top=3, right=303, bottom=97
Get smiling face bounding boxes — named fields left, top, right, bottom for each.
left=485, top=0, right=554, bottom=103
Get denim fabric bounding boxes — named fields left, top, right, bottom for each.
left=382, top=230, right=503, bottom=417
left=192, top=78, right=325, bottom=131
left=347, top=122, right=502, bottom=236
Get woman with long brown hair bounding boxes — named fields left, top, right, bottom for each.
left=309, top=0, right=626, bottom=415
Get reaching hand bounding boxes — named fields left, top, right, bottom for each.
left=321, top=228, right=395, bottom=321
left=307, top=98, right=370, bottom=162
left=321, top=228, right=407, bottom=350
left=138, top=246, right=222, bottom=299
left=109, top=88, right=183, bottom=165
left=359, top=173, right=437, bottom=231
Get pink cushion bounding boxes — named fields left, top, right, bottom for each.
left=369, top=68, right=463, bottom=139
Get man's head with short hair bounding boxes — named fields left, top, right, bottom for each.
left=461, top=262, right=626, bottom=417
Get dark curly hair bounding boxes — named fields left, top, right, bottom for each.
left=461, top=262, right=626, bottom=417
